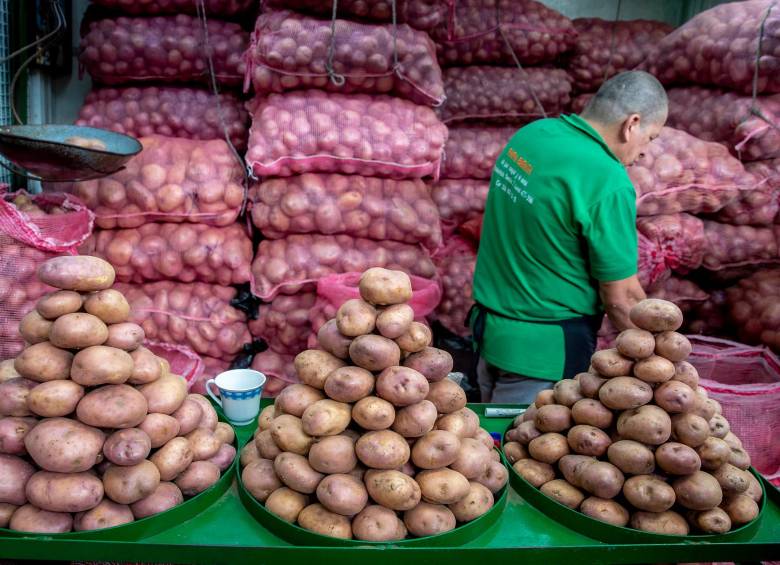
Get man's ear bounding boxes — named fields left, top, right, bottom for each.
left=620, top=114, right=642, bottom=142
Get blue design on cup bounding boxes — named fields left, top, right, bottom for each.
left=221, top=388, right=262, bottom=400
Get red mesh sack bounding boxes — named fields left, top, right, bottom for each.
left=710, top=187, right=779, bottom=226
left=244, top=11, right=445, bottom=106
left=252, top=350, right=297, bottom=397
left=433, top=0, right=576, bottom=67
left=76, top=87, right=249, bottom=151
left=569, top=18, right=674, bottom=93
left=458, top=214, right=483, bottom=243
left=648, top=276, right=709, bottom=313
left=570, top=92, right=592, bottom=114
left=686, top=290, right=733, bottom=338
left=725, top=268, right=780, bottom=351
left=431, top=179, right=488, bottom=238
left=191, top=356, right=231, bottom=395
left=642, top=0, right=780, bottom=95
left=701, top=220, right=778, bottom=271
left=249, top=174, right=442, bottom=249
left=261, top=0, right=449, bottom=31
left=687, top=335, right=780, bottom=485
left=745, top=157, right=780, bottom=188
left=80, top=15, right=248, bottom=86
left=0, top=191, right=95, bottom=360
left=116, top=281, right=250, bottom=360
left=636, top=213, right=705, bottom=274
left=667, top=88, right=780, bottom=162
left=432, top=236, right=477, bottom=337
left=630, top=127, right=759, bottom=216
left=81, top=223, right=253, bottom=285
left=250, top=234, right=437, bottom=300
left=145, top=340, right=204, bottom=390
left=245, top=91, right=448, bottom=179
left=441, top=125, right=515, bottom=180
left=249, top=292, right=317, bottom=355
left=437, top=67, right=571, bottom=124
left=68, top=136, right=245, bottom=229
left=637, top=232, right=669, bottom=290
left=90, top=0, right=255, bottom=16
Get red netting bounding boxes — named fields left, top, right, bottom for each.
left=144, top=339, right=204, bottom=390
left=745, top=157, right=780, bottom=188
left=90, top=0, right=255, bottom=16
left=629, top=127, right=759, bottom=216
left=431, top=179, right=488, bottom=238
left=701, top=220, right=779, bottom=271
left=245, top=91, right=448, bottom=179
left=81, top=223, right=253, bottom=285
left=191, top=355, right=231, bottom=395
left=441, top=125, right=515, bottom=179
left=648, top=276, right=709, bottom=312
left=642, top=0, right=780, bottom=95
left=115, top=281, right=250, bottom=360
left=65, top=136, right=245, bottom=229
left=251, top=349, right=297, bottom=397
left=637, top=213, right=705, bottom=274
left=570, top=92, right=592, bottom=113
left=724, top=268, right=780, bottom=351
left=0, top=190, right=95, bottom=360
left=431, top=236, right=477, bottom=337
left=710, top=158, right=780, bottom=225
left=637, top=232, right=670, bottom=290
left=685, top=290, right=733, bottom=338
left=687, top=335, right=780, bottom=485
left=249, top=291, right=317, bottom=356
left=76, top=87, right=249, bottom=151
left=437, top=67, right=571, bottom=124
left=250, top=234, right=436, bottom=300
left=569, top=18, right=673, bottom=93
left=244, top=11, right=444, bottom=106
left=432, top=0, right=576, bottom=67
left=249, top=174, right=442, bottom=250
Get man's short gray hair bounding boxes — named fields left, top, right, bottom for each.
left=581, top=70, right=668, bottom=127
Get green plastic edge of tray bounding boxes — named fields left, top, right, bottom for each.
left=501, top=422, right=766, bottom=545
left=236, top=451, right=510, bottom=548
left=0, top=420, right=238, bottom=542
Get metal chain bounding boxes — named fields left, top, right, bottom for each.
left=326, top=0, right=346, bottom=86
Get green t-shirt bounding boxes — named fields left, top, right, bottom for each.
left=472, top=114, right=637, bottom=381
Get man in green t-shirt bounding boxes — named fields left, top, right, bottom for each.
left=471, top=71, right=667, bottom=403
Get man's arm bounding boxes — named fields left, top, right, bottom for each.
left=599, top=275, right=647, bottom=331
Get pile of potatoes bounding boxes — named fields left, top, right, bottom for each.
left=241, top=268, right=508, bottom=541
left=431, top=179, right=489, bottom=238
left=0, top=256, right=236, bottom=534
left=700, top=221, right=779, bottom=272
left=441, top=126, right=516, bottom=180
left=504, top=298, right=763, bottom=536
left=90, top=0, right=255, bottom=17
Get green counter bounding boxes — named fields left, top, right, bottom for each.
left=1, top=403, right=778, bottom=564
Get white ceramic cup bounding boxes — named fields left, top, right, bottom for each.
left=206, top=369, right=266, bottom=425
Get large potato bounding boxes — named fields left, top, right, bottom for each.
left=559, top=455, right=597, bottom=487
left=0, top=378, right=37, bottom=417
left=350, top=335, right=402, bottom=371
left=697, top=437, right=731, bottom=471
left=579, top=461, right=624, bottom=499
left=25, top=471, right=103, bottom=513
left=629, top=299, right=683, bottom=332
left=376, top=366, right=429, bottom=406
left=139, top=413, right=180, bottom=448
left=359, top=268, right=412, bottom=305
left=240, top=442, right=261, bottom=468
left=671, top=413, right=710, bottom=448
left=138, top=374, right=188, bottom=415
left=171, top=399, right=203, bottom=436
left=265, top=487, right=308, bottom=523
left=255, top=429, right=282, bottom=460
left=175, top=461, right=221, bottom=496
left=655, top=331, right=692, bottom=362
left=403, top=502, right=456, bottom=537
left=691, top=507, right=732, bottom=534
left=9, top=504, right=73, bottom=533
left=403, top=347, right=453, bottom=382
left=513, top=459, right=555, bottom=488
left=316, top=473, right=368, bottom=516
left=540, top=479, right=585, bottom=509
left=294, top=350, right=346, bottom=389
left=84, top=289, right=130, bottom=324
left=654, top=380, right=695, bottom=413
left=395, top=322, right=432, bottom=353
left=622, top=475, right=675, bottom=512
left=580, top=497, right=629, bottom=526
left=74, top=499, right=134, bottom=531
left=506, top=420, right=541, bottom=445
left=598, top=376, right=652, bottom=410
left=590, top=348, right=633, bottom=377
left=672, top=360, right=700, bottom=389
left=242, top=459, right=282, bottom=502
left=185, top=428, right=222, bottom=461
left=103, top=460, right=161, bottom=504
left=298, top=503, right=353, bottom=539
left=0, top=503, right=16, bottom=527
left=534, top=404, right=572, bottom=433
left=365, top=470, right=421, bottom=511
left=274, top=452, right=324, bottom=494
left=721, top=494, right=759, bottom=525
left=655, top=442, right=702, bottom=475
left=128, top=346, right=163, bottom=385
left=392, top=400, right=437, bottom=438
left=77, top=384, right=148, bottom=429
left=476, top=459, right=508, bottom=493
left=426, top=379, right=466, bottom=414
left=412, top=430, right=461, bottom=469
left=570, top=398, right=613, bottom=429
left=376, top=304, right=414, bottom=339
left=712, top=463, right=751, bottom=494
left=276, top=384, right=326, bottom=418
left=25, top=417, right=105, bottom=473
left=309, top=435, right=357, bottom=474
left=436, top=407, right=479, bottom=438
left=528, top=432, right=570, bottom=464
left=49, top=313, right=109, bottom=350
left=352, top=505, right=406, bottom=541
left=324, top=367, right=374, bottom=403
left=150, top=437, right=194, bottom=481
left=352, top=396, right=395, bottom=430
left=302, top=399, right=352, bottom=436
left=575, top=372, right=607, bottom=399
left=71, top=345, right=133, bottom=386
left=450, top=437, right=491, bottom=479
left=214, top=422, right=235, bottom=446
left=616, top=405, right=672, bottom=445
left=607, top=440, right=655, bottom=475
left=317, top=319, right=353, bottom=359
left=0, top=454, right=35, bottom=505
left=14, top=342, right=73, bottom=383
left=630, top=510, right=689, bottom=535
left=36, top=290, right=83, bottom=319
left=18, top=311, right=52, bottom=345
left=728, top=446, right=752, bottom=471
left=672, top=471, right=723, bottom=511
left=709, top=414, right=730, bottom=439
left=271, top=414, right=314, bottom=455
left=336, top=299, right=377, bottom=337
left=615, top=329, right=655, bottom=359
left=27, top=380, right=85, bottom=417
left=37, top=255, right=115, bottom=291
left=356, top=430, right=410, bottom=469
left=105, top=322, right=145, bottom=351
left=633, top=355, right=676, bottom=384
left=448, top=481, right=494, bottom=522
left=503, top=441, right=528, bottom=464
left=257, top=405, right=275, bottom=432
left=103, top=428, right=152, bottom=466
left=566, top=425, right=611, bottom=457
left=0, top=416, right=36, bottom=455
left=553, top=379, right=584, bottom=407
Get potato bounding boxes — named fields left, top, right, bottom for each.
left=410, top=430, right=460, bottom=470
left=103, top=428, right=152, bottom=466
left=721, top=494, right=759, bottom=525
left=422, top=380, right=464, bottom=416
left=36, top=290, right=84, bottom=319
left=103, top=460, right=161, bottom=504
left=352, top=396, right=395, bottom=431
left=37, top=255, right=115, bottom=291
left=19, top=310, right=52, bottom=344
left=574, top=372, right=607, bottom=399
left=526, top=432, right=568, bottom=464
left=534, top=404, right=572, bottom=433
left=317, top=319, right=353, bottom=359
left=448, top=480, right=494, bottom=522
left=240, top=441, right=261, bottom=468
left=128, top=346, right=162, bottom=385
left=352, top=505, right=406, bottom=541
left=270, top=415, right=313, bottom=456
left=0, top=503, right=17, bottom=527
left=654, top=331, right=692, bottom=362
left=617, top=405, right=672, bottom=445
left=403, top=347, right=453, bottom=383
left=0, top=454, right=35, bottom=505
left=436, top=407, right=479, bottom=439
left=150, top=437, right=193, bottom=481
left=566, top=425, right=611, bottom=457
left=598, top=376, right=652, bottom=410
left=9, top=504, right=73, bottom=533
left=25, top=417, right=105, bottom=473
left=670, top=413, right=709, bottom=448
left=25, top=471, right=103, bottom=513
left=629, top=299, right=683, bottom=332
left=138, top=374, right=187, bottom=415
left=74, top=498, right=134, bottom=531
left=138, top=413, right=180, bottom=449
left=552, top=379, right=584, bottom=407
left=578, top=461, right=624, bottom=499
left=376, top=367, right=429, bottom=408
left=540, top=479, right=585, bottom=509
left=443, top=437, right=487, bottom=479
left=105, top=322, right=145, bottom=351
left=712, top=463, right=751, bottom=494
left=375, top=304, right=414, bottom=339
left=359, top=268, right=412, bottom=305
left=242, top=459, right=282, bottom=502
left=129, top=482, right=181, bottom=520
left=254, top=429, right=281, bottom=460
left=697, top=437, right=732, bottom=471
left=172, top=399, right=203, bottom=436
left=590, top=348, right=633, bottom=377
left=535, top=389, right=556, bottom=406
left=207, top=443, right=236, bottom=472
left=0, top=416, right=36, bottom=455
left=77, top=384, right=148, bottom=429
left=273, top=384, right=324, bottom=418
left=690, top=507, right=731, bottom=534
left=324, top=367, right=374, bottom=403
left=336, top=299, right=377, bottom=337
left=294, top=349, right=346, bottom=389
left=570, top=398, right=613, bottom=430
left=71, top=345, right=133, bottom=386
left=84, top=288, right=130, bottom=324
left=350, top=335, right=403, bottom=371
left=580, top=497, right=629, bottom=526
left=49, top=313, right=109, bottom=350
left=513, top=458, right=555, bottom=488
left=558, top=455, right=597, bottom=487
left=633, top=355, right=676, bottom=384
left=316, top=473, right=368, bottom=516
left=257, top=405, right=275, bottom=432
left=709, top=414, right=730, bottom=439
left=673, top=471, right=723, bottom=510
left=175, top=460, right=220, bottom=496
left=395, top=322, right=432, bottom=354
left=630, top=510, right=689, bottom=535
left=364, top=469, right=421, bottom=511
left=672, top=360, right=700, bottom=389
left=302, top=399, right=352, bottom=437
left=298, top=503, right=353, bottom=539
left=522, top=403, right=538, bottom=423
left=274, top=452, right=324, bottom=494
left=403, top=501, right=456, bottom=537
left=14, top=342, right=73, bottom=383
left=616, top=329, right=656, bottom=359
left=690, top=394, right=718, bottom=421
left=27, top=380, right=85, bottom=417
left=622, top=475, right=676, bottom=512
left=392, top=400, right=438, bottom=438
left=742, top=472, right=763, bottom=505
left=656, top=442, right=702, bottom=475
left=265, top=487, right=307, bottom=523
left=214, top=422, right=234, bottom=446
left=511, top=420, right=542, bottom=445
left=356, top=430, right=410, bottom=469
left=654, top=380, right=695, bottom=413
left=503, top=441, right=528, bottom=464
left=309, top=435, right=357, bottom=474
left=607, top=440, right=655, bottom=475
left=185, top=428, right=222, bottom=461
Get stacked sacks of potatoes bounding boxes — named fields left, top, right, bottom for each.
left=504, top=299, right=762, bottom=536
left=0, top=256, right=235, bottom=533
left=241, top=268, right=507, bottom=540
